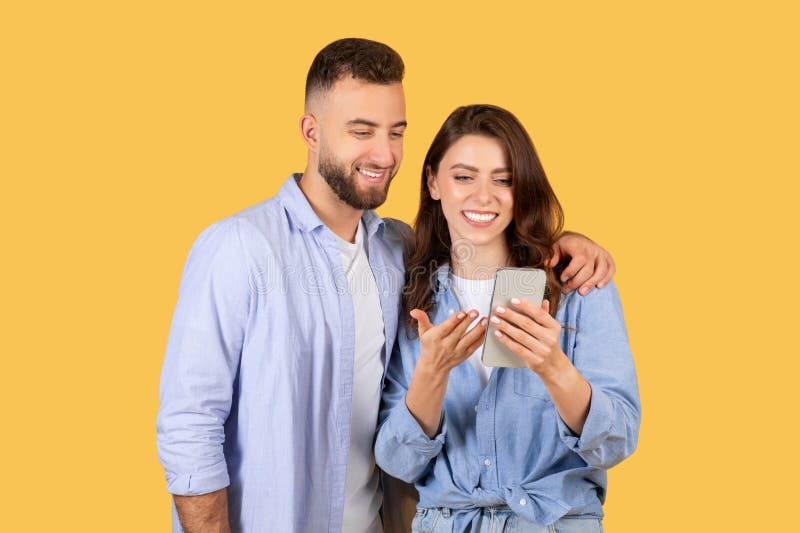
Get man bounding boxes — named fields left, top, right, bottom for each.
left=157, top=38, right=615, bottom=533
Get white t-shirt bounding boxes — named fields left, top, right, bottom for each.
left=449, top=273, right=495, bottom=388
left=336, top=221, right=385, bottom=533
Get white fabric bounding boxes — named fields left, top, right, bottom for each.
left=450, top=273, right=495, bottom=388
left=336, top=221, right=385, bottom=533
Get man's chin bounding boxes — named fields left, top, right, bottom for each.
left=352, top=183, right=390, bottom=209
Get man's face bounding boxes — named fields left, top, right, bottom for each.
left=315, top=78, right=406, bottom=210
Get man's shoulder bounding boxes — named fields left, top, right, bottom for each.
left=226, top=194, right=285, bottom=228
left=381, top=217, right=413, bottom=247
left=189, top=194, right=288, bottom=258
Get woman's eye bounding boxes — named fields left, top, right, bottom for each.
left=454, top=175, right=473, bottom=182
left=495, top=178, right=513, bottom=186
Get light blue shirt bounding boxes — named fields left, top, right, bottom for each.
left=157, top=175, right=407, bottom=532
left=375, top=265, right=641, bottom=530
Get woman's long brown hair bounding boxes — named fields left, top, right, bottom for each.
left=403, top=104, right=564, bottom=333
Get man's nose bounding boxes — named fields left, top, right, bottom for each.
left=368, top=136, right=394, bottom=168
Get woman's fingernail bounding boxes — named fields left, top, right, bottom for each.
left=480, top=318, right=488, bottom=327
left=469, top=311, right=478, bottom=319
left=510, top=298, right=520, bottom=305
left=457, top=312, right=466, bottom=319
left=494, top=330, right=503, bottom=338
left=490, top=316, right=501, bottom=324
left=496, top=306, right=506, bottom=314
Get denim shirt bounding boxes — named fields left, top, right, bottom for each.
left=375, top=265, right=641, bottom=530
left=157, top=175, right=407, bottom=532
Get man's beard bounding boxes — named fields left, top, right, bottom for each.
left=318, top=146, right=394, bottom=210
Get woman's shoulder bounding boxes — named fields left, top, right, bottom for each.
left=557, top=279, right=626, bottom=328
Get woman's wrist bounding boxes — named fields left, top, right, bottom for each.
left=536, top=350, right=576, bottom=388
left=414, top=355, right=451, bottom=388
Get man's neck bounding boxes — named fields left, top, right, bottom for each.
left=297, top=168, right=363, bottom=243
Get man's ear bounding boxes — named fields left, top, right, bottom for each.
left=426, top=166, right=440, bottom=200
left=299, top=114, right=319, bottom=152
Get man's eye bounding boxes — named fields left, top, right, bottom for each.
left=390, top=131, right=405, bottom=139
left=353, top=131, right=371, bottom=138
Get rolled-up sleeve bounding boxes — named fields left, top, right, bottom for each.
left=556, top=281, right=641, bottom=469
left=375, top=338, right=446, bottom=484
left=156, top=219, right=252, bottom=496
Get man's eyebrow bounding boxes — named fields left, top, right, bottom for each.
left=448, top=163, right=512, bottom=174
left=346, top=119, right=408, bottom=128
left=347, top=119, right=379, bottom=128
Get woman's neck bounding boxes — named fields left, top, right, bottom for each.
left=450, top=240, right=510, bottom=280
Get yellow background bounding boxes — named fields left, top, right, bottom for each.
left=2, top=1, right=798, bottom=531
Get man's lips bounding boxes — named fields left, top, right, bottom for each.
left=357, top=166, right=390, bottom=183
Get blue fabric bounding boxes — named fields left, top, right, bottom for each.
left=375, top=265, right=640, bottom=532
left=412, top=507, right=603, bottom=533
left=157, top=174, right=407, bottom=532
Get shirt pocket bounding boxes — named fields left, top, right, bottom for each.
left=513, top=368, right=551, bottom=402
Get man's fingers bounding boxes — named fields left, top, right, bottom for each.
left=561, top=262, right=593, bottom=294
left=547, top=248, right=561, bottom=268
left=558, top=254, right=587, bottom=285
left=597, top=254, right=615, bottom=289
left=577, top=257, right=609, bottom=296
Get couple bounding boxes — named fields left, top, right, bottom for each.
left=157, top=38, right=640, bottom=533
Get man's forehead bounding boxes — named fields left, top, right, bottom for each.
left=321, top=77, right=406, bottom=121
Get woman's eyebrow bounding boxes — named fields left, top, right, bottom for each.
left=448, top=163, right=511, bottom=174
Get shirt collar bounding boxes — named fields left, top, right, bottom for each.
left=434, top=263, right=452, bottom=295
left=278, top=173, right=384, bottom=237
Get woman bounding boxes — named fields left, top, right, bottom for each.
left=375, top=105, right=640, bottom=532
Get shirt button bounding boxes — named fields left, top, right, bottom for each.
left=474, top=404, right=479, bottom=412
left=519, top=498, right=527, bottom=506
left=484, top=459, right=491, bottom=466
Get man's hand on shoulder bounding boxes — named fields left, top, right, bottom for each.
left=548, top=231, right=615, bottom=295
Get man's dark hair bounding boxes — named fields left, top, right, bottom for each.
left=305, top=38, right=405, bottom=104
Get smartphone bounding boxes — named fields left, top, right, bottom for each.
left=481, top=267, right=547, bottom=368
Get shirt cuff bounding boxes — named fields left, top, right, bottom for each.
left=390, top=395, right=447, bottom=453
left=556, top=383, right=614, bottom=453
left=165, top=460, right=230, bottom=496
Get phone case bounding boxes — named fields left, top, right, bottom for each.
left=480, top=267, right=547, bottom=368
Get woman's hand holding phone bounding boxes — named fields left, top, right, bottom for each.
left=491, top=298, right=592, bottom=435
left=490, top=299, right=566, bottom=378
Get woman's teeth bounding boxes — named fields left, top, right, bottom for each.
left=463, top=211, right=497, bottom=223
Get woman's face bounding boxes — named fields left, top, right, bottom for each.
left=428, top=134, right=514, bottom=250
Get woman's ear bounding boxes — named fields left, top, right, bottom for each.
left=426, top=166, right=440, bottom=200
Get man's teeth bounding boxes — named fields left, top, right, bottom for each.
left=463, top=211, right=497, bottom=222
left=359, top=168, right=382, bottom=178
